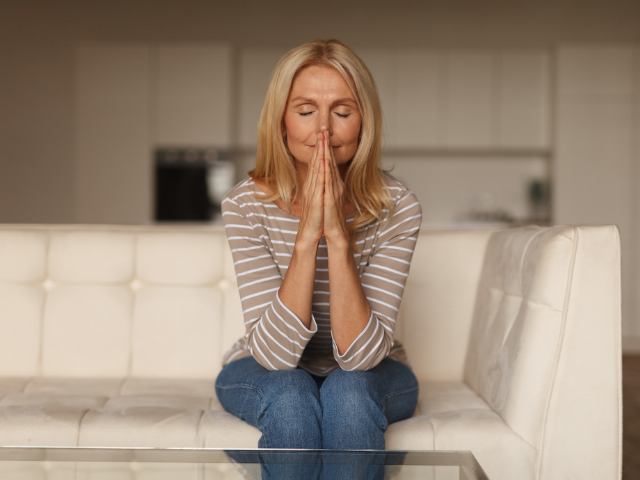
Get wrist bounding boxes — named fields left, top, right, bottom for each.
left=294, top=236, right=320, bottom=256
left=325, top=233, right=350, bottom=253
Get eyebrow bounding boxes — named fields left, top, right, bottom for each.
left=289, top=96, right=357, bottom=106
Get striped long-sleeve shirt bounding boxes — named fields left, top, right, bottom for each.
left=221, top=175, right=422, bottom=376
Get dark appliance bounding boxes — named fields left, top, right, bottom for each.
left=154, top=148, right=232, bottom=222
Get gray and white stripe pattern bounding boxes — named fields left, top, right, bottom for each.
left=222, top=175, right=422, bottom=376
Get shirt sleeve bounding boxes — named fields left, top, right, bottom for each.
left=222, top=194, right=317, bottom=371
left=331, top=188, right=422, bottom=371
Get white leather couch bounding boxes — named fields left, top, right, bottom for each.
left=0, top=224, right=622, bottom=480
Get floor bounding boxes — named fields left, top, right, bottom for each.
left=624, top=356, right=640, bottom=480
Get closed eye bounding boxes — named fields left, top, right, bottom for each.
left=335, top=113, right=350, bottom=118
left=299, top=112, right=313, bottom=116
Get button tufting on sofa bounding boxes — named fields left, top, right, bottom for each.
left=215, top=278, right=231, bottom=291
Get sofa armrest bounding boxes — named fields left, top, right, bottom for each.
left=463, top=225, right=621, bottom=480
left=537, top=226, right=622, bottom=480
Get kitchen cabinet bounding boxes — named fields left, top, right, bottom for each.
left=497, top=51, right=550, bottom=149
left=395, top=50, right=441, bottom=148
left=238, top=47, right=288, bottom=148
left=155, top=44, right=232, bottom=147
left=557, top=46, right=636, bottom=97
left=357, top=49, right=399, bottom=148
left=362, top=48, right=551, bottom=151
left=554, top=44, right=640, bottom=343
left=238, top=47, right=551, bottom=152
left=443, top=51, right=495, bottom=148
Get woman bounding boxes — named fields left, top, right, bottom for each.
left=215, top=39, right=422, bottom=451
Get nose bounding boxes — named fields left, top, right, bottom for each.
left=317, top=112, right=332, bottom=136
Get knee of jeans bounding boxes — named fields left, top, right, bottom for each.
left=258, top=369, right=321, bottom=415
left=320, top=370, right=383, bottom=414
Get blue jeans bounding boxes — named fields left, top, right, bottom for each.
left=214, top=356, right=419, bottom=450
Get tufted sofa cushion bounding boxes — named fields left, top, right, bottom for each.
left=0, top=226, right=245, bottom=380
left=0, top=378, right=264, bottom=448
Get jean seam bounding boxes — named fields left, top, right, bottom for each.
left=216, top=382, right=265, bottom=435
left=215, top=383, right=264, bottom=397
left=382, top=386, right=419, bottom=403
left=381, top=386, right=419, bottom=421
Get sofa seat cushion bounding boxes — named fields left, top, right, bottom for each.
left=386, top=381, right=538, bottom=480
left=0, top=377, right=535, bottom=478
left=0, top=377, right=224, bottom=408
left=0, top=377, right=263, bottom=448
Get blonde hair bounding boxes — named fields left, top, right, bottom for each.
left=250, top=39, right=392, bottom=248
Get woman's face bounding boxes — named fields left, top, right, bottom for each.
left=283, top=66, right=362, bottom=169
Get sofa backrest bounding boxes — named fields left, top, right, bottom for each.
left=0, top=225, right=245, bottom=379
left=0, top=224, right=498, bottom=381
left=395, top=228, right=496, bottom=382
left=0, top=225, right=502, bottom=381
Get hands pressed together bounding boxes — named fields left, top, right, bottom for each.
left=282, top=130, right=370, bottom=347
left=297, top=131, right=350, bottom=249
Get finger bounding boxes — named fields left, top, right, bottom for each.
left=325, top=131, right=335, bottom=164
left=309, top=134, right=321, bottom=182
left=304, top=134, right=322, bottom=196
left=323, top=132, right=333, bottom=197
left=324, top=132, right=339, bottom=182
left=324, top=159, right=332, bottom=203
left=304, top=133, right=322, bottom=213
left=325, top=132, right=341, bottom=198
left=319, top=132, right=328, bottom=180
left=321, top=135, right=328, bottom=199
left=323, top=132, right=331, bottom=171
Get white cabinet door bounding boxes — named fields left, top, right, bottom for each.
left=554, top=44, right=639, bottom=340
left=75, top=44, right=151, bottom=224
left=555, top=102, right=634, bottom=225
left=497, top=50, right=551, bottom=149
left=396, top=50, right=442, bottom=148
left=238, top=48, right=288, bottom=149
left=557, top=45, right=636, bottom=97
left=357, top=49, right=399, bottom=148
left=443, top=51, right=495, bottom=148
left=155, top=44, right=232, bottom=147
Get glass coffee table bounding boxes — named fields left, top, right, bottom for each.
left=0, top=447, right=489, bottom=479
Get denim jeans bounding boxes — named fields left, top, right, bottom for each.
left=214, top=356, right=419, bottom=450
